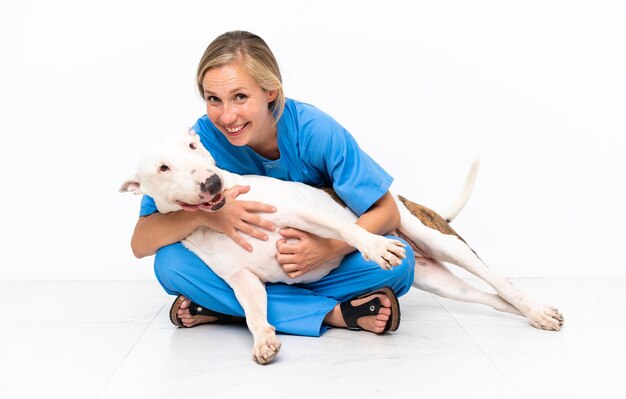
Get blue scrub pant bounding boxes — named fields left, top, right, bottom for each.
left=154, top=235, right=415, bottom=337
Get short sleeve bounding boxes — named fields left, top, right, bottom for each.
left=325, top=131, right=393, bottom=216
left=298, top=105, right=393, bottom=216
left=139, top=195, right=158, bottom=217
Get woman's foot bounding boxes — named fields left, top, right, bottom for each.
left=175, top=297, right=219, bottom=327
left=324, top=287, right=400, bottom=334
left=169, top=295, right=241, bottom=328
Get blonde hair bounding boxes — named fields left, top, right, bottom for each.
left=196, top=31, right=285, bottom=122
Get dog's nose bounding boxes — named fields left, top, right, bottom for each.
left=200, top=174, right=222, bottom=195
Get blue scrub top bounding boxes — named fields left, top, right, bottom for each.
left=140, top=98, right=393, bottom=217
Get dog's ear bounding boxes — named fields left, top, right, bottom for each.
left=188, top=129, right=202, bottom=145
left=119, top=177, right=143, bottom=195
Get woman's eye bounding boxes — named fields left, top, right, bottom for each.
left=189, top=143, right=197, bottom=150
left=235, top=93, right=247, bottom=101
left=159, top=164, right=170, bottom=172
left=206, top=96, right=220, bottom=103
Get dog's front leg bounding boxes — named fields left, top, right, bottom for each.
left=225, top=270, right=281, bottom=365
left=282, top=208, right=407, bottom=270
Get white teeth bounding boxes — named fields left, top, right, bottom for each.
left=225, top=124, right=245, bottom=133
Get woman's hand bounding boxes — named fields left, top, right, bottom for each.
left=275, top=228, right=352, bottom=279
left=273, top=192, right=401, bottom=278
left=130, top=185, right=276, bottom=258
left=199, top=185, right=277, bottom=251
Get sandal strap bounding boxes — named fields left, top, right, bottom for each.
left=169, top=295, right=235, bottom=328
left=188, top=301, right=234, bottom=325
left=340, top=297, right=382, bottom=330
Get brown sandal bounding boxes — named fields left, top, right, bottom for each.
left=339, top=286, right=401, bottom=332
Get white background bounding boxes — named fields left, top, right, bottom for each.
left=0, top=0, right=624, bottom=280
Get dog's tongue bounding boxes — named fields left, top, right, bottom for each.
left=178, top=202, right=201, bottom=212
left=177, top=194, right=225, bottom=213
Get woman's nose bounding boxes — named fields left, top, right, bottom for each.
left=220, top=103, right=237, bottom=124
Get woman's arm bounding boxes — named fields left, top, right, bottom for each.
left=354, top=191, right=401, bottom=234
left=323, top=191, right=400, bottom=257
left=276, top=191, right=400, bottom=278
left=131, top=185, right=277, bottom=258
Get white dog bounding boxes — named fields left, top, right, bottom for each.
left=121, top=130, right=564, bottom=364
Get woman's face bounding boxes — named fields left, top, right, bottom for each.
left=202, top=63, right=277, bottom=149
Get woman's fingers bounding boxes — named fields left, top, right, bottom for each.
left=242, top=211, right=276, bottom=232
left=241, top=200, right=277, bottom=214
left=280, top=263, right=304, bottom=279
left=226, top=230, right=253, bottom=252
left=227, top=185, right=277, bottom=214
left=215, top=185, right=278, bottom=249
left=237, top=220, right=269, bottom=241
left=279, top=228, right=306, bottom=239
left=225, top=185, right=251, bottom=197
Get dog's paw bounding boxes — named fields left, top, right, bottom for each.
left=528, top=305, right=564, bottom=331
left=359, top=236, right=407, bottom=270
left=252, top=328, right=282, bottom=365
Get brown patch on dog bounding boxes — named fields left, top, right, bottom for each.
left=398, top=195, right=483, bottom=261
left=398, top=195, right=463, bottom=240
left=320, top=187, right=346, bottom=208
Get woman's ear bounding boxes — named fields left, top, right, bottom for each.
left=266, top=89, right=278, bottom=103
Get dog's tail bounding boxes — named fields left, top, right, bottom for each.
left=440, top=158, right=480, bottom=223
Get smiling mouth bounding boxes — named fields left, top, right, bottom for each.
left=176, top=193, right=226, bottom=212
left=223, top=123, right=248, bottom=136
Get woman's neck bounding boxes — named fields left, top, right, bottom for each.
left=250, top=140, right=280, bottom=160
left=248, top=118, right=280, bottom=160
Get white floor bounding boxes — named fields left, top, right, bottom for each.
left=1, top=278, right=624, bottom=399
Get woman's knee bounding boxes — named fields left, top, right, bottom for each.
left=385, top=235, right=415, bottom=294
left=153, top=243, right=198, bottom=292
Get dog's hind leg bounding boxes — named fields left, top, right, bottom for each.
left=437, top=245, right=563, bottom=330
left=412, top=256, right=522, bottom=316
left=396, top=196, right=564, bottom=330
left=224, top=270, right=281, bottom=365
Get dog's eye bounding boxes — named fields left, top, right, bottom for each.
left=159, top=164, right=170, bottom=172
left=189, top=143, right=197, bottom=150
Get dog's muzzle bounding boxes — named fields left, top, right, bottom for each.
left=200, top=174, right=222, bottom=195
left=175, top=173, right=226, bottom=212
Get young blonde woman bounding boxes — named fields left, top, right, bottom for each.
left=130, top=31, right=415, bottom=336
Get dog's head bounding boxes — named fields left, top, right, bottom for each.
left=120, top=130, right=226, bottom=213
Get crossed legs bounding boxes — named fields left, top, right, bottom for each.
left=155, top=238, right=415, bottom=337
